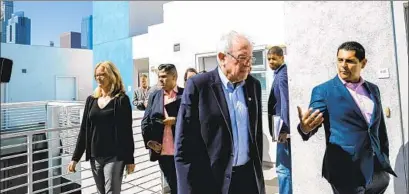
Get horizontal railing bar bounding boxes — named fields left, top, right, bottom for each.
left=32, top=153, right=150, bottom=177
left=0, top=124, right=46, bottom=131
left=58, top=179, right=97, bottom=194
left=0, top=119, right=45, bottom=124
left=0, top=125, right=80, bottom=139
left=1, top=142, right=29, bottom=150
left=33, top=142, right=78, bottom=155
left=0, top=121, right=46, bottom=127
left=1, top=107, right=46, bottom=112
left=0, top=162, right=27, bottom=171
left=1, top=123, right=45, bottom=130
left=32, top=134, right=79, bottom=144
left=0, top=182, right=28, bottom=193
left=32, top=174, right=95, bottom=194
left=31, top=162, right=91, bottom=185
left=2, top=122, right=141, bottom=139
left=0, top=172, right=28, bottom=182
left=1, top=112, right=46, bottom=119
left=0, top=152, right=27, bottom=160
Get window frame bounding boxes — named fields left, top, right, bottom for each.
left=404, top=2, right=408, bottom=46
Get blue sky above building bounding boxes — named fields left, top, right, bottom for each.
left=13, top=1, right=92, bottom=47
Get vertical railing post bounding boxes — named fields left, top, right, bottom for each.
left=47, top=104, right=62, bottom=194
left=27, top=133, right=33, bottom=194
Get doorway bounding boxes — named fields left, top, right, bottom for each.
left=197, top=54, right=218, bottom=72
left=55, top=76, right=77, bottom=101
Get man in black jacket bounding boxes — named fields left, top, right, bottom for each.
left=174, top=31, right=265, bottom=194
left=141, top=63, right=183, bottom=194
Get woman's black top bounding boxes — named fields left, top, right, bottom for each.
left=89, top=99, right=116, bottom=157
left=71, top=93, right=135, bottom=164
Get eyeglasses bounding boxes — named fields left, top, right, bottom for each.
left=95, top=73, right=106, bottom=79
left=227, top=52, right=256, bottom=64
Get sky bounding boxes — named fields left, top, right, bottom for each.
left=13, top=1, right=92, bottom=47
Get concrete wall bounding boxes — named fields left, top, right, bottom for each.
left=133, top=1, right=286, bottom=86
left=129, top=1, right=167, bottom=37
left=284, top=1, right=408, bottom=194
left=392, top=1, right=409, bottom=192
left=0, top=43, right=93, bottom=102
left=132, top=1, right=291, bottom=164
left=93, top=1, right=134, bottom=100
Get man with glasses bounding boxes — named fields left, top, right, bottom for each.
left=175, top=31, right=265, bottom=194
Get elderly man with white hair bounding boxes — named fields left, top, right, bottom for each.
left=174, top=31, right=265, bottom=194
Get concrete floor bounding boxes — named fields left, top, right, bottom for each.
left=264, top=164, right=279, bottom=194
left=162, top=164, right=280, bottom=194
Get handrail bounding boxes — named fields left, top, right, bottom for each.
left=0, top=101, right=162, bottom=194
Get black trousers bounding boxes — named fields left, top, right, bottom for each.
left=330, top=158, right=390, bottom=194
left=158, top=155, right=177, bottom=194
left=229, top=160, right=259, bottom=194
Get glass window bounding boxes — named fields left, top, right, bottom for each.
left=252, top=50, right=265, bottom=71
left=250, top=71, right=268, bottom=112
left=9, top=25, right=12, bottom=42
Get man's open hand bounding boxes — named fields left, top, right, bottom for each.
left=297, top=106, right=324, bottom=133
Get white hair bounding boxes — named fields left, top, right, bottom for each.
left=216, top=30, right=253, bottom=64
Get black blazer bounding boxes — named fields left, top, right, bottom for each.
left=268, top=64, right=290, bottom=135
left=72, top=93, right=135, bottom=164
left=174, top=69, right=265, bottom=194
left=141, top=86, right=184, bottom=161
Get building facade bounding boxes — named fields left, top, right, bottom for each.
left=92, top=1, right=408, bottom=193
left=1, top=0, right=13, bottom=43
left=6, top=11, right=30, bottom=45
left=60, top=32, right=81, bottom=49
left=81, top=15, right=93, bottom=49
left=0, top=43, right=93, bottom=103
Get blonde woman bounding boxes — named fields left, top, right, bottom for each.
left=67, top=61, right=135, bottom=194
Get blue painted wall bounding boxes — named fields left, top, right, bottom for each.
left=93, top=1, right=134, bottom=100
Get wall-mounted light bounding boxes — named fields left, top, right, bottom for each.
left=174, top=43, right=180, bottom=52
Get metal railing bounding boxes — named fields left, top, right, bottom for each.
left=0, top=101, right=163, bottom=194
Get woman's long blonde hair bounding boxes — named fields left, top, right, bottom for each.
left=93, top=61, right=126, bottom=98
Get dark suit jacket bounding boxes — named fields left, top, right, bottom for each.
left=141, top=86, right=184, bottom=161
left=174, top=68, right=265, bottom=194
left=297, top=75, right=397, bottom=187
left=268, top=64, right=290, bottom=136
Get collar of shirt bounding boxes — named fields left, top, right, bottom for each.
left=164, top=85, right=178, bottom=96
left=140, top=86, right=149, bottom=92
left=274, top=63, right=286, bottom=75
left=217, top=67, right=245, bottom=92
left=338, top=74, right=365, bottom=91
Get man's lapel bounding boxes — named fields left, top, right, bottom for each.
left=363, top=82, right=380, bottom=128
left=155, top=89, right=164, bottom=114
left=210, top=70, right=233, bottom=137
left=333, top=76, right=368, bottom=124
left=243, top=78, right=256, bottom=144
